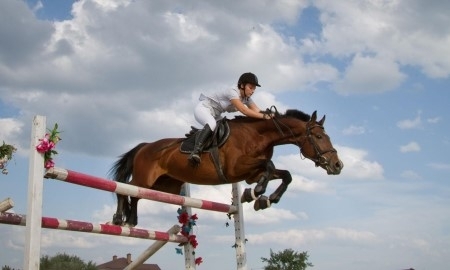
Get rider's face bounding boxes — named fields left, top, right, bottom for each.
left=243, top=83, right=256, bottom=97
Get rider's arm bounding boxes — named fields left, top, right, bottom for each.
left=230, top=99, right=268, bottom=119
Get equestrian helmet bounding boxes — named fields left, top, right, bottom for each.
left=238, top=72, right=261, bottom=87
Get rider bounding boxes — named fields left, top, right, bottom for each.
left=188, top=72, right=272, bottom=164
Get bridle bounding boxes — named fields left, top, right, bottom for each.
left=267, top=109, right=337, bottom=169
left=303, top=123, right=337, bottom=168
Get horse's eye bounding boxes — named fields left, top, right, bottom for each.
left=316, top=134, right=322, bottom=139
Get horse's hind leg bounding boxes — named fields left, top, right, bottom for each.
left=125, top=197, right=139, bottom=227
left=112, top=194, right=128, bottom=225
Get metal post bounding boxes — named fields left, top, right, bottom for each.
left=24, top=115, right=46, bottom=270
left=232, top=183, right=247, bottom=270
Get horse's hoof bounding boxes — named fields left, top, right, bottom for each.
left=254, top=195, right=270, bottom=211
left=241, top=188, right=255, bottom=203
left=112, top=214, right=123, bottom=226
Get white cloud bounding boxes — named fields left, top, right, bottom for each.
left=333, top=145, right=384, bottom=180
left=0, top=118, right=22, bottom=140
left=248, top=227, right=377, bottom=246
left=0, top=118, right=24, bottom=154
left=428, top=163, right=450, bottom=170
left=427, top=117, right=441, bottom=124
left=335, top=54, right=406, bottom=94
left=276, top=146, right=384, bottom=181
left=313, top=0, right=450, bottom=78
left=400, top=141, right=421, bottom=153
left=400, top=170, right=422, bottom=180
left=1, top=2, right=450, bottom=269
left=342, top=125, right=365, bottom=135
left=289, top=174, right=330, bottom=193
left=397, top=111, right=422, bottom=129
left=41, top=230, right=97, bottom=248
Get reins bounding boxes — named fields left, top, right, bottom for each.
left=265, top=107, right=336, bottom=168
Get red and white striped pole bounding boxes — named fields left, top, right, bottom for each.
left=0, top=212, right=187, bottom=243
left=45, top=167, right=238, bottom=214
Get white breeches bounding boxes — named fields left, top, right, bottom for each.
left=194, top=100, right=221, bottom=130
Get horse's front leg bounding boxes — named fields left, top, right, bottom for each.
left=268, top=169, right=292, bottom=204
left=241, top=160, right=275, bottom=203
left=254, top=169, right=292, bottom=211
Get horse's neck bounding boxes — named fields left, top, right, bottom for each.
left=231, top=118, right=307, bottom=146
left=263, top=118, right=308, bottom=146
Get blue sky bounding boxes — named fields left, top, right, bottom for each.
left=1, top=0, right=450, bottom=269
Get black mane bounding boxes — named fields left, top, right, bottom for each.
left=284, top=109, right=310, bottom=122
left=233, top=109, right=311, bottom=122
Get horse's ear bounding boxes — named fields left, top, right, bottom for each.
left=311, top=111, right=317, bottom=122
left=318, top=115, right=326, bottom=126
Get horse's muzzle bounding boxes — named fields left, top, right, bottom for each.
left=326, top=159, right=343, bottom=175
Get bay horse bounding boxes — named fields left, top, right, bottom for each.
left=109, top=109, right=343, bottom=227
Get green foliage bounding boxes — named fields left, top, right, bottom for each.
left=40, top=253, right=96, bottom=270
left=0, top=141, right=16, bottom=160
left=2, top=266, right=18, bottom=270
left=0, top=141, right=17, bottom=175
left=261, top=248, right=313, bottom=270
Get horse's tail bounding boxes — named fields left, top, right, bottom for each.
left=109, top=142, right=147, bottom=184
left=108, top=142, right=147, bottom=225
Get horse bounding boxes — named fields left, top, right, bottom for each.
left=109, top=109, right=343, bottom=227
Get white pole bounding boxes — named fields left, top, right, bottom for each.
left=0, top=197, right=14, bottom=212
left=24, top=115, right=46, bottom=270
left=232, top=183, right=247, bottom=270
left=182, top=184, right=196, bottom=270
left=124, top=225, right=182, bottom=270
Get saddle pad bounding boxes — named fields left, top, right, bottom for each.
left=180, top=120, right=230, bottom=154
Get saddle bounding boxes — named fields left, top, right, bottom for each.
left=180, top=118, right=230, bottom=183
left=180, top=118, right=230, bottom=154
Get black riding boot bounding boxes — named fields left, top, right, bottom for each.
left=188, top=124, right=213, bottom=164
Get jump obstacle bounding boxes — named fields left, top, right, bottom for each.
left=0, top=115, right=247, bottom=270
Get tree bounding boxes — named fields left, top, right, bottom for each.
left=40, top=253, right=97, bottom=270
left=261, top=248, right=313, bottom=270
left=2, top=266, right=17, bottom=270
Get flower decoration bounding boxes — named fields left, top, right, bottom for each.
left=0, top=141, right=17, bottom=175
left=176, top=208, right=202, bottom=265
left=35, top=123, right=61, bottom=169
left=195, top=257, right=203, bottom=265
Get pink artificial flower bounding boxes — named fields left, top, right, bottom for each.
left=44, top=159, right=55, bottom=169
left=190, top=213, right=198, bottom=221
left=195, top=257, right=203, bottom=265
left=36, top=134, right=55, bottom=153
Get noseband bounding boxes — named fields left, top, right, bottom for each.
left=304, top=124, right=337, bottom=168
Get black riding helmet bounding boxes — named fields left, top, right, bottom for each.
left=238, top=72, right=261, bottom=87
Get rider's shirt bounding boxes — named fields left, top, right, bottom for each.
left=199, top=87, right=254, bottom=117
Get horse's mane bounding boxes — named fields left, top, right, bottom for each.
left=232, top=109, right=311, bottom=122
left=284, top=109, right=311, bottom=122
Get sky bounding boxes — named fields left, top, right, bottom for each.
left=1, top=0, right=449, bottom=269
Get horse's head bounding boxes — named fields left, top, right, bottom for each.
left=299, top=111, right=343, bottom=175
